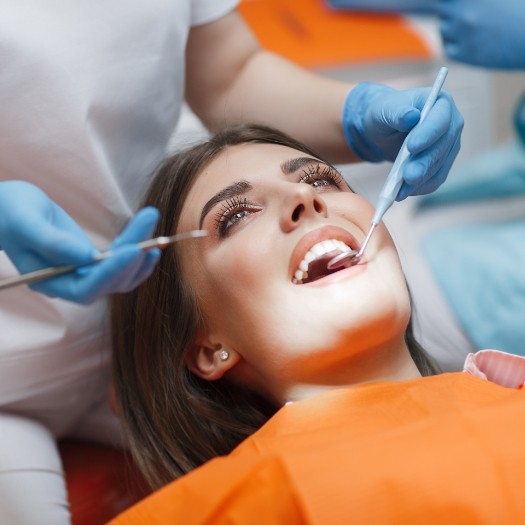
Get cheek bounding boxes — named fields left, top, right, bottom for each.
left=199, top=238, right=277, bottom=326
left=212, top=241, right=265, bottom=287
left=328, top=193, right=374, bottom=227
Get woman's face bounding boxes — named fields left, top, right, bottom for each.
left=178, top=143, right=411, bottom=401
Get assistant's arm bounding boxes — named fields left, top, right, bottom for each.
left=185, top=10, right=351, bottom=163
left=185, top=9, right=463, bottom=197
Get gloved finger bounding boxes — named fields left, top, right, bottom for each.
left=76, top=244, right=161, bottom=302
left=97, top=246, right=161, bottom=293
left=400, top=164, right=448, bottom=199
left=404, top=132, right=452, bottom=186
left=404, top=127, right=461, bottom=187
left=29, top=210, right=162, bottom=304
left=405, top=96, right=453, bottom=154
left=2, top=204, right=96, bottom=270
left=397, top=133, right=461, bottom=199
left=110, top=207, right=160, bottom=251
left=33, top=244, right=144, bottom=304
left=111, top=249, right=161, bottom=294
left=137, top=250, right=161, bottom=285
left=7, top=229, right=96, bottom=276
left=395, top=181, right=412, bottom=202
left=0, top=182, right=83, bottom=239
left=374, top=100, right=421, bottom=134
left=22, top=219, right=96, bottom=267
left=417, top=134, right=461, bottom=195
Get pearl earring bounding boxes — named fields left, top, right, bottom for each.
left=219, top=350, right=230, bottom=362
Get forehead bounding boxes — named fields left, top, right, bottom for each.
left=199, top=142, right=310, bottom=191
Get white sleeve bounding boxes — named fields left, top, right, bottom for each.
left=190, top=0, right=239, bottom=26
left=0, top=414, right=70, bottom=525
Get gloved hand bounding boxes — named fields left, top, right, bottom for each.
left=0, top=181, right=161, bottom=304
left=326, top=0, right=436, bottom=14
left=437, top=0, right=525, bottom=69
left=342, top=82, right=463, bottom=199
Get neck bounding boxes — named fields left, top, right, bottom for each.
left=283, top=339, right=421, bottom=404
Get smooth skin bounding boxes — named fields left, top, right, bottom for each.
left=178, top=143, right=421, bottom=405
left=185, top=10, right=351, bottom=162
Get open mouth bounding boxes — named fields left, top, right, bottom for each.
left=292, top=239, right=355, bottom=285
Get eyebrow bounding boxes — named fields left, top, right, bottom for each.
left=280, top=156, right=322, bottom=174
left=200, top=180, right=252, bottom=228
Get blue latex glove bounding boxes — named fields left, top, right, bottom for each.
left=326, top=0, right=436, bottom=14
left=0, top=181, right=161, bottom=304
left=342, top=82, right=463, bottom=199
left=419, top=93, right=525, bottom=208
left=437, top=0, right=525, bottom=69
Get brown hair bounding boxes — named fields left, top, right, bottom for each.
left=111, top=124, right=438, bottom=490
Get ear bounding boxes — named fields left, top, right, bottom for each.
left=185, top=340, right=239, bottom=381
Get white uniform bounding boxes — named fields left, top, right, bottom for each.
left=0, top=1, right=237, bottom=523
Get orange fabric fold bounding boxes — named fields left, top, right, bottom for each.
left=238, top=0, right=434, bottom=68
left=110, top=373, right=525, bottom=524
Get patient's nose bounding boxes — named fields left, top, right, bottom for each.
left=280, top=184, right=327, bottom=232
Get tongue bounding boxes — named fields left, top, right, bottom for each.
left=303, top=253, right=342, bottom=284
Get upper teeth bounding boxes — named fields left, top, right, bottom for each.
left=293, top=239, right=353, bottom=284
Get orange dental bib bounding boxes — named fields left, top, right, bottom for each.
left=111, top=373, right=525, bottom=524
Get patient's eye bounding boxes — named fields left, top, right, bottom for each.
left=214, top=197, right=261, bottom=237
left=299, top=164, right=346, bottom=191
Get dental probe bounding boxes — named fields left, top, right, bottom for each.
left=328, top=66, right=449, bottom=270
left=0, top=229, right=208, bottom=291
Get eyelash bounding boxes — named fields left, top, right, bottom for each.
left=214, top=196, right=259, bottom=237
left=213, top=164, right=346, bottom=237
left=299, top=164, right=345, bottom=189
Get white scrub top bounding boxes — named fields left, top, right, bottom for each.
left=0, top=0, right=237, bottom=437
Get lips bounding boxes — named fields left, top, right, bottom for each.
left=289, top=226, right=360, bottom=285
